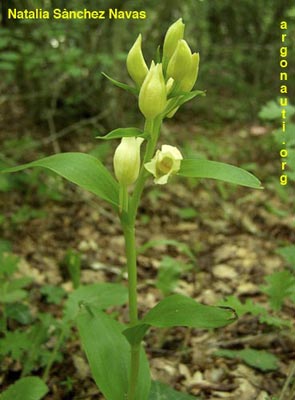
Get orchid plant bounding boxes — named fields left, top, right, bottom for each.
left=2, top=19, right=262, bottom=400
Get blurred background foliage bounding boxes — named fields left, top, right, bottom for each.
left=1, top=0, right=294, bottom=134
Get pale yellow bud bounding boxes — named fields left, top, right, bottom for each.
left=139, top=63, right=167, bottom=119
left=113, top=137, right=144, bottom=186
left=179, top=52, right=200, bottom=92
left=144, top=145, right=183, bottom=185
left=126, top=34, right=149, bottom=87
left=166, top=77, right=175, bottom=95
left=163, top=18, right=185, bottom=65
left=167, top=39, right=193, bottom=82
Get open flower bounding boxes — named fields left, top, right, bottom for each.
left=145, top=145, right=183, bottom=184
left=113, top=137, right=144, bottom=186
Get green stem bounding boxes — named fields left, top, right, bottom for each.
left=123, top=223, right=138, bottom=325
left=130, top=117, right=162, bottom=222
left=42, top=324, right=67, bottom=382
left=279, top=361, right=295, bottom=400
left=119, top=185, right=129, bottom=214
left=122, top=222, right=140, bottom=400
left=121, top=116, right=163, bottom=400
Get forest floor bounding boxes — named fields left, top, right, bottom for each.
left=0, top=101, right=295, bottom=400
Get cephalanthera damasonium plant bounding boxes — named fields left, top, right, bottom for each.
left=2, top=19, right=262, bottom=400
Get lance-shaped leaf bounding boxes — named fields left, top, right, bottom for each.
left=64, top=282, right=128, bottom=321
left=97, top=127, right=145, bottom=140
left=102, top=72, right=138, bottom=96
left=124, top=294, right=237, bottom=345
left=77, top=306, right=151, bottom=400
left=174, top=89, right=205, bottom=103
left=1, top=152, right=119, bottom=208
left=0, top=376, right=48, bottom=400
left=179, top=159, right=262, bottom=189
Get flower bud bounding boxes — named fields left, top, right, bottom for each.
left=139, top=63, right=167, bottom=119
left=144, top=145, right=183, bottom=185
left=163, top=18, right=185, bottom=66
left=167, top=39, right=193, bottom=82
left=166, top=77, right=174, bottom=95
left=179, top=52, right=200, bottom=92
left=113, top=137, right=144, bottom=186
left=126, top=34, right=149, bottom=87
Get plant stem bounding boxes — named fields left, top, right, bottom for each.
left=42, top=324, right=67, bottom=382
left=122, top=222, right=140, bottom=400
left=130, top=117, right=161, bottom=222
left=119, top=185, right=129, bottom=213
left=122, top=116, right=163, bottom=399
left=123, top=223, right=138, bottom=325
left=279, top=362, right=295, bottom=400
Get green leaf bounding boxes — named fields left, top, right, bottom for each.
left=64, top=283, right=128, bottom=321
left=164, top=90, right=205, bottom=116
left=124, top=294, right=237, bottom=345
left=0, top=277, right=32, bottom=303
left=178, top=207, right=198, bottom=220
left=0, top=239, right=12, bottom=254
left=219, top=296, right=290, bottom=328
left=1, top=153, right=119, bottom=208
left=259, top=314, right=291, bottom=329
left=258, top=100, right=295, bottom=121
left=215, top=348, right=279, bottom=372
left=138, top=239, right=195, bottom=261
left=179, top=159, right=262, bottom=189
left=260, top=270, right=295, bottom=311
left=0, top=253, right=19, bottom=277
left=64, top=249, right=81, bottom=289
left=102, top=72, right=138, bottom=96
left=219, top=296, right=264, bottom=318
left=0, top=330, right=31, bottom=359
left=5, top=303, right=32, bottom=325
left=97, top=127, right=145, bottom=140
left=175, top=90, right=206, bottom=106
left=76, top=306, right=150, bottom=400
left=0, top=377, right=48, bottom=400
left=149, top=381, right=197, bottom=400
left=0, top=61, right=15, bottom=71
left=1, top=52, right=20, bottom=62
left=40, top=285, right=66, bottom=305
left=156, top=257, right=192, bottom=296
left=276, top=245, right=295, bottom=268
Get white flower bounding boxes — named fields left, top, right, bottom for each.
left=144, top=145, right=183, bottom=184
left=113, top=137, right=144, bottom=186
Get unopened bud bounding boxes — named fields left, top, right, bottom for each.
left=139, top=63, right=167, bottom=119
left=179, top=52, right=200, bottom=92
left=163, top=18, right=185, bottom=66
left=166, top=77, right=174, bottom=95
left=167, top=39, right=193, bottom=82
left=144, top=145, right=183, bottom=184
left=126, top=34, right=149, bottom=87
left=113, top=137, right=144, bottom=186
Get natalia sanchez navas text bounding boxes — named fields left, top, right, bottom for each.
left=7, top=8, right=147, bottom=20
